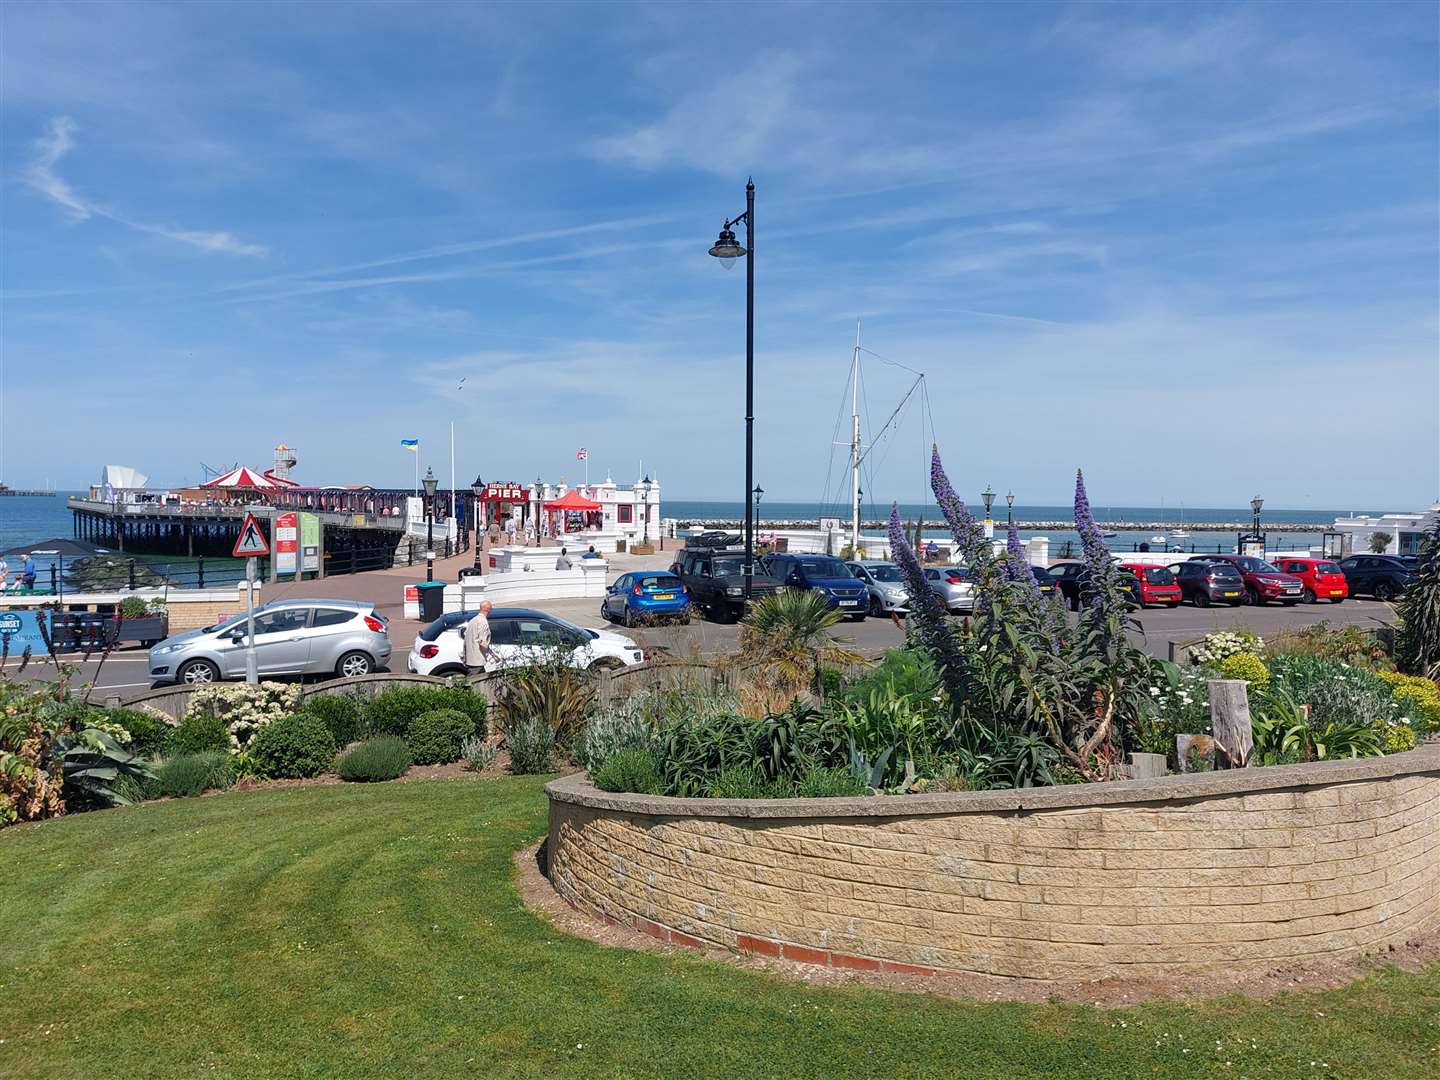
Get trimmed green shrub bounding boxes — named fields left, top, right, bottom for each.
left=104, top=708, right=172, bottom=757
left=704, top=765, right=795, bottom=800
left=337, top=737, right=412, bottom=782
left=428, top=685, right=488, bottom=737
left=1217, top=652, right=1270, bottom=691
left=302, top=693, right=363, bottom=747
left=152, top=751, right=233, bottom=798
left=362, top=685, right=486, bottom=739
left=405, top=708, right=475, bottom=765
left=504, top=718, right=555, bottom=775
left=248, top=714, right=336, bottom=779
left=795, top=766, right=866, bottom=798
left=591, top=748, right=663, bottom=794
left=167, top=712, right=230, bottom=756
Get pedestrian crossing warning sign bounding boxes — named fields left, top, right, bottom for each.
left=232, top=513, right=271, bottom=558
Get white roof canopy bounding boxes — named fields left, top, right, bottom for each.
left=100, top=465, right=148, bottom=490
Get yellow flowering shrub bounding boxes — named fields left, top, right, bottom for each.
left=1377, top=672, right=1440, bottom=734
left=1217, top=651, right=1270, bottom=691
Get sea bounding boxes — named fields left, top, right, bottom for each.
left=1, top=493, right=1377, bottom=572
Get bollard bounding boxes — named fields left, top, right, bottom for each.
left=128, top=559, right=137, bottom=590
left=197, top=557, right=205, bottom=589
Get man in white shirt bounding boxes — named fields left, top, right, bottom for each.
left=463, top=600, right=498, bottom=673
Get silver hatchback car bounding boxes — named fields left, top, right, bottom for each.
left=923, top=565, right=976, bottom=614
left=148, top=599, right=392, bottom=684
left=845, top=560, right=911, bottom=616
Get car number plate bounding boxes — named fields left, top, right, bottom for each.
left=1224, top=591, right=1239, bottom=597
left=840, top=600, right=859, bottom=606
left=1330, top=589, right=1343, bottom=596
left=652, top=593, right=674, bottom=600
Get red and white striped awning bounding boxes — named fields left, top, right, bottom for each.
left=201, top=466, right=280, bottom=489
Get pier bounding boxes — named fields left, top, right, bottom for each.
left=68, top=490, right=471, bottom=576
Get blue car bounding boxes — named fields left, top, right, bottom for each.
left=601, top=571, right=692, bottom=627
left=761, top=553, right=868, bottom=620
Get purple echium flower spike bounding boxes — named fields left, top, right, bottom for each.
left=888, top=503, right=966, bottom=697
left=1005, top=520, right=1039, bottom=594
left=1073, top=468, right=1108, bottom=560
left=930, top=447, right=989, bottom=568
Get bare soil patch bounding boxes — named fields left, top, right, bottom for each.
left=514, top=840, right=1439, bottom=1006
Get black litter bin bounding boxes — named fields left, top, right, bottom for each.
left=416, top=581, right=447, bottom=621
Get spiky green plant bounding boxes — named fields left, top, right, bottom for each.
left=1396, top=517, right=1440, bottom=678
left=736, top=588, right=865, bottom=696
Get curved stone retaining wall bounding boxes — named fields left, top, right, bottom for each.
left=546, top=747, right=1440, bottom=981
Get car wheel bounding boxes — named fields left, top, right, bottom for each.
left=1375, top=581, right=1396, bottom=602
left=177, top=659, right=220, bottom=684
left=336, top=651, right=374, bottom=678
left=870, top=595, right=884, bottom=617
left=1246, top=587, right=1263, bottom=606
left=1193, top=591, right=1211, bottom=608
left=1302, top=589, right=1316, bottom=604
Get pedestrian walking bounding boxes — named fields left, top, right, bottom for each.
left=463, top=600, right=499, bottom=673
left=20, top=554, right=36, bottom=591
left=505, top=516, right=517, bottom=544
left=555, top=547, right=572, bottom=570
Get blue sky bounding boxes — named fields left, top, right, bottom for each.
left=2, top=0, right=1436, bottom=509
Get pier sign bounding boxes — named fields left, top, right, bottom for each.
left=274, top=512, right=298, bottom=575
left=232, top=513, right=271, bottom=558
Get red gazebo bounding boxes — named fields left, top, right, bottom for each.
left=544, top=489, right=603, bottom=535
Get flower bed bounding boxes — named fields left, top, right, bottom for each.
left=547, top=747, right=1440, bottom=982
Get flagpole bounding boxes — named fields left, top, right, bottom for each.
left=414, top=449, right=418, bottom=496
left=449, top=420, right=456, bottom=543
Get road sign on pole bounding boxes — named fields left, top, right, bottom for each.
left=244, top=556, right=259, bottom=683
left=233, top=513, right=271, bottom=558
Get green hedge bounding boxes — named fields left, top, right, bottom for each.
left=167, top=713, right=230, bottom=756
left=405, top=709, right=476, bottom=765
left=362, top=685, right=487, bottom=740
left=302, top=694, right=363, bottom=747
left=151, top=752, right=234, bottom=798
left=249, top=714, right=336, bottom=779
left=103, top=708, right=173, bottom=757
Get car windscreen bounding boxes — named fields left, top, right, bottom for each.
left=797, top=557, right=850, bottom=577
left=1235, top=557, right=1280, bottom=574
left=1206, top=564, right=1243, bottom=580
left=1143, top=567, right=1176, bottom=584
left=201, top=613, right=251, bottom=634
left=865, top=565, right=904, bottom=582
left=712, top=556, right=745, bottom=575
left=1316, top=562, right=1342, bottom=575
left=636, top=575, right=681, bottom=590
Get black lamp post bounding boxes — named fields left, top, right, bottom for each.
left=981, top=485, right=996, bottom=522
left=708, top=179, right=756, bottom=598
left=638, top=475, right=652, bottom=546
left=752, top=484, right=764, bottom=549
left=1250, top=495, right=1264, bottom=537
left=422, top=467, right=438, bottom=581
left=470, top=475, right=484, bottom=569
left=534, top=475, right=544, bottom=547
left=1006, top=490, right=1015, bottom=526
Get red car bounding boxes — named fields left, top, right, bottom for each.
left=1272, top=557, right=1349, bottom=604
left=1118, top=563, right=1183, bottom=607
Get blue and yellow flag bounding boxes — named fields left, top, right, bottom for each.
left=400, top=439, right=419, bottom=452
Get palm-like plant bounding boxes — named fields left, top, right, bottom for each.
left=736, top=589, right=865, bottom=697
left=1396, top=517, right=1440, bottom=678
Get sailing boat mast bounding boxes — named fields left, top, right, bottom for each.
left=851, top=318, right=862, bottom=556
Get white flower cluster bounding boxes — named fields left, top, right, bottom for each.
left=84, top=717, right=132, bottom=743
left=1190, top=631, right=1265, bottom=667
left=1146, top=667, right=1213, bottom=734
left=187, top=682, right=304, bottom=752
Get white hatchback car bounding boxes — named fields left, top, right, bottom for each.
left=406, top=607, right=644, bottom=677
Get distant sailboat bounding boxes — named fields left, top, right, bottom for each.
left=1171, top=502, right=1190, bottom=540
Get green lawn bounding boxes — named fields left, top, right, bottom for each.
left=2, top=779, right=1436, bottom=1079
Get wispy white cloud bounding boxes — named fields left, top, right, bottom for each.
left=21, top=116, right=268, bottom=257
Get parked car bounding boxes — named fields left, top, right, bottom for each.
left=762, top=553, right=868, bottom=620
left=922, top=565, right=976, bottom=614
left=407, top=607, right=643, bottom=677
left=845, top=560, right=911, bottom=616
left=1117, top=563, right=1183, bottom=607
left=149, top=599, right=391, bottom=684
left=1171, top=559, right=1246, bottom=607
left=1336, top=554, right=1415, bottom=601
left=1187, top=554, right=1304, bottom=606
left=600, top=571, right=691, bottom=626
left=1047, top=561, right=1086, bottom=610
left=1027, top=564, right=1058, bottom=599
left=673, top=545, right=783, bottom=622
left=1270, top=557, right=1349, bottom=604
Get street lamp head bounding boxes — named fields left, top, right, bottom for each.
left=422, top=467, right=438, bottom=500
left=708, top=226, right=747, bottom=268
left=1006, top=490, right=1015, bottom=509
left=638, top=475, right=651, bottom=497
left=752, top=484, right=764, bottom=506
left=1251, top=495, right=1264, bottom=516
left=981, top=485, right=996, bottom=514
left=470, top=475, right=484, bottom=497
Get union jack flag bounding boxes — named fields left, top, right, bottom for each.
left=576, top=448, right=588, bottom=460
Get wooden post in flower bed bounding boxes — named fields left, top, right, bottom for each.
left=1208, top=679, right=1253, bottom=768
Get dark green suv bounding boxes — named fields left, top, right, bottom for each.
left=672, top=545, right=782, bottom=622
